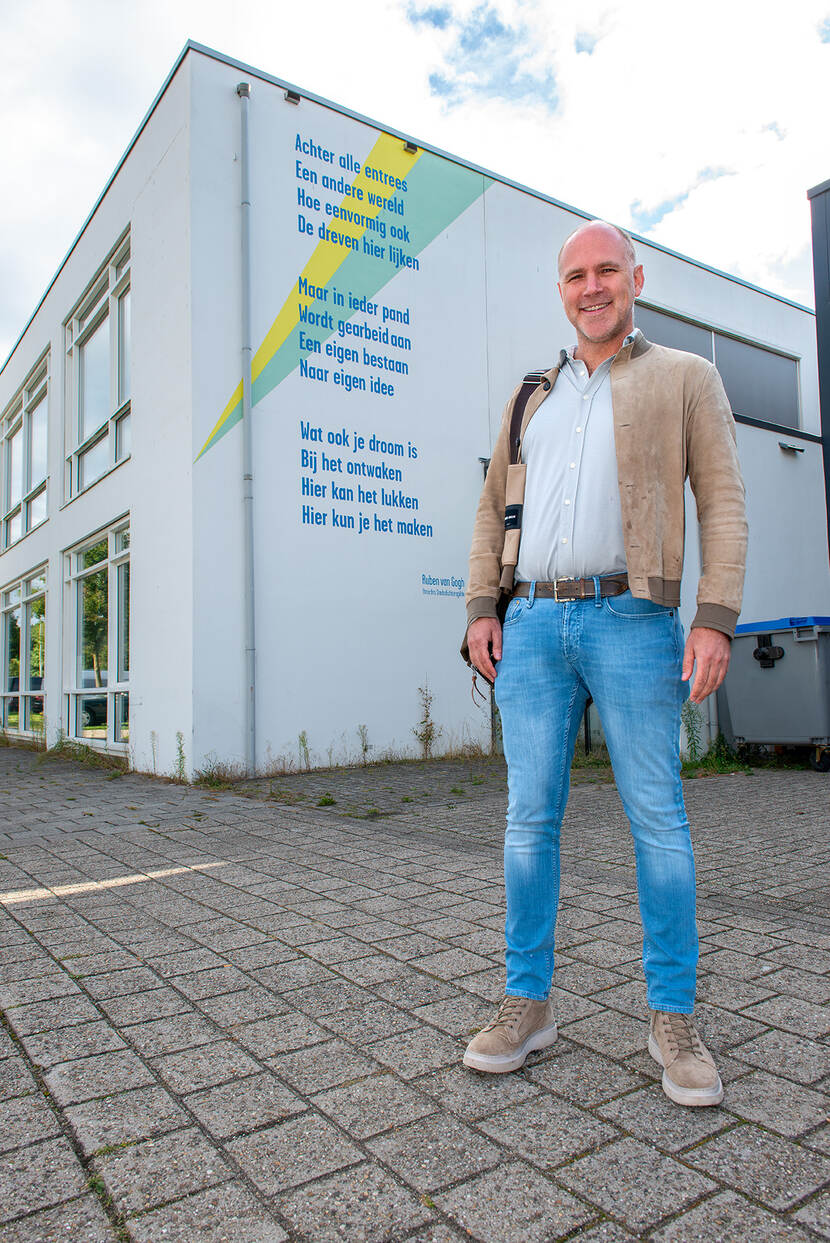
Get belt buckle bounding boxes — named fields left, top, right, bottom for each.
left=553, top=577, right=563, bottom=603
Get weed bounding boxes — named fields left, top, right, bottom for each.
left=571, top=739, right=612, bottom=772
left=681, top=700, right=704, bottom=765
left=41, top=735, right=128, bottom=773
left=401, top=796, right=413, bottom=803
left=413, top=682, right=442, bottom=759
left=449, top=785, right=465, bottom=795
left=356, top=723, right=371, bottom=765
left=171, top=731, right=186, bottom=782
left=150, top=730, right=158, bottom=775
left=194, top=753, right=247, bottom=788
left=682, top=731, right=753, bottom=778
left=0, top=729, right=45, bottom=752
left=317, top=794, right=336, bottom=807
left=298, top=730, right=311, bottom=771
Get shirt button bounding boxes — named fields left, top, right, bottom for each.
left=576, top=426, right=582, bottom=433
left=569, top=462, right=576, bottom=469
left=582, top=394, right=589, bottom=401
left=564, top=499, right=571, bottom=506
left=561, top=537, right=568, bottom=544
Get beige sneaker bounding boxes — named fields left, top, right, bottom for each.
left=648, top=1010, right=724, bottom=1106
left=463, top=996, right=557, bottom=1073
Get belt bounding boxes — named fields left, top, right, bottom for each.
left=511, top=573, right=629, bottom=602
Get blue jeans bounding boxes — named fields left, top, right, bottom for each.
left=494, top=588, right=697, bottom=1014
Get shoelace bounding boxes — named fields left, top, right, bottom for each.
left=485, top=996, right=530, bottom=1032
left=660, top=1012, right=704, bottom=1057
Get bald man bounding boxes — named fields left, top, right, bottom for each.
left=463, top=221, right=746, bottom=1107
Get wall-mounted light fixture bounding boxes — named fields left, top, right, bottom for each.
left=778, top=441, right=805, bottom=454
left=404, top=140, right=418, bottom=154
left=284, top=90, right=301, bottom=105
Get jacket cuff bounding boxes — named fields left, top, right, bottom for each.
left=466, top=596, right=499, bottom=628
left=691, top=603, right=739, bottom=639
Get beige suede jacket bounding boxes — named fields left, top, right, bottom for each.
left=466, top=333, right=747, bottom=638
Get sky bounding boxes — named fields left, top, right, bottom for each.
left=2, top=0, right=829, bottom=364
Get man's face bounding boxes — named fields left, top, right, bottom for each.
left=557, top=225, right=644, bottom=349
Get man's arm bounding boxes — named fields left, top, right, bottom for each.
left=464, top=387, right=519, bottom=633
left=685, top=363, right=748, bottom=640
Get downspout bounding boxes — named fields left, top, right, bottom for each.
left=237, top=82, right=256, bottom=775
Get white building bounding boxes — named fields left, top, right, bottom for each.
left=2, top=41, right=828, bottom=777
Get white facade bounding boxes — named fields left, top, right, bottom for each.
left=2, top=42, right=828, bottom=776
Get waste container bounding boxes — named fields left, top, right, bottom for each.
left=720, top=616, right=830, bottom=770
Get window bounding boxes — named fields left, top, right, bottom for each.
left=2, top=570, right=46, bottom=735
left=65, top=237, right=131, bottom=497
left=2, top=357, right=49, bottom=548
left=635, top=305, right=713, bottom=361
left=635, top=302, right=800, bottom=429
left=713, top=334, right=800, bottom=430
left=67, top=523, right=129, bottom=744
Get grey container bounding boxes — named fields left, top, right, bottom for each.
left=721, top=616, right=830, bottom=746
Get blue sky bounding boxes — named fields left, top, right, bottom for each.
left=1, top=0, right=829, bottom=360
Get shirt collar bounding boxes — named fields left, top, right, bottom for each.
left=558, top=327, right=640, bottom=370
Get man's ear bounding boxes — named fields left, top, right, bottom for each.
left=634, top=264, right=644, bottom=297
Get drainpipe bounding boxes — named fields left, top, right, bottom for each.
left=237, top=82, right=256, bottom=775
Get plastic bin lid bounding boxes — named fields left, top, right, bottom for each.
left=735, top=616, right=830, bottom=634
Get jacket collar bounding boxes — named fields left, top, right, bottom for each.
left=557, top=328, right=653, bottom=372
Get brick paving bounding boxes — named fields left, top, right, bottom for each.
left=0, top=745, right=828, bottom=1241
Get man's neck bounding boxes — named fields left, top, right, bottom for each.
left=573, top=329, right=632, bottom=375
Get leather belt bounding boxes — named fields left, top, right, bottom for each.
left=511, top=574, right=629, bottom=602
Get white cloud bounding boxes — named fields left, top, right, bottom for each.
left=2, top=0, right=829, bottom=360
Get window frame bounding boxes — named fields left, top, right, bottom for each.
left=64, top=235, right=131, bottom=499
left=1, top=567, right=47, bottom=737
left=2, top=354, right=49, bottom=550
left=65, top=521, right=130, bottom=748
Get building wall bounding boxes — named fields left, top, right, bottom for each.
left=0, top=56, right=194, bottom=775
left=2, top=42, right=827, bottom=775
left=185, top=48, right=829, bottom=772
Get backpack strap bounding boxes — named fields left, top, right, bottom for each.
left=498, top=370, right=551, bottom=591
left=508, top=371, right=551, bottom=465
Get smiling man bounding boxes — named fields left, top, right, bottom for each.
left=462, top=221, right=747, bottom=1107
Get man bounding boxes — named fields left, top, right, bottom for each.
left=463, top=220, right=746, bottom=1107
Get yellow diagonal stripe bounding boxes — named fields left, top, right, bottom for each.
left=199, top=380, right=243, bottom=460
left=198, top=132, right=422, bottom=459
left=252, top=131, right=421, bottom=382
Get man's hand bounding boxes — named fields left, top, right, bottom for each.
left=467, top=617, right=502, bottom=684
left=682, top=626, right=731, bottom=703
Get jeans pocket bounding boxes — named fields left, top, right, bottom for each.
left=603, top=590, right=674, bottom=619
left=502, top=597, right=528, bottom=627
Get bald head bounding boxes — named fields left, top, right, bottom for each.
left=557, top=221, right=636, bottom=276
left=556, top=219, right=644, bottom=367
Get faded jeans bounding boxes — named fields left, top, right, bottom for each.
left=494, top=588, right=697, bottom=1014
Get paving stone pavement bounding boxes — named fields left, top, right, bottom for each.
left=0, top=746, right=828, bottom=1241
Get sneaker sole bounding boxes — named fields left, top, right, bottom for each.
left=648, top=1032, right=724, bottom=1107
left=463, top=1021, right=558, bottom=1073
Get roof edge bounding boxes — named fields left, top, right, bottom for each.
left=808, top=177, right=830, bottom=200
